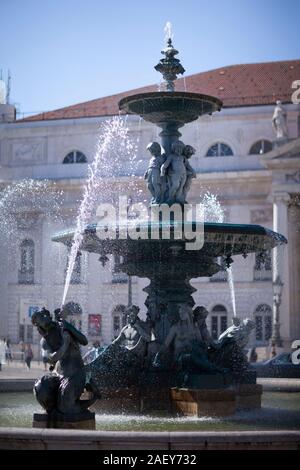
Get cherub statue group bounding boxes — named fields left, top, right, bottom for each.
left=144, top=140, right=196, bottom=205
left=32, top=302, right=255, bottom=403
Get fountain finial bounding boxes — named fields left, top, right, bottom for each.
left=154, top=36, right=185, bottom=92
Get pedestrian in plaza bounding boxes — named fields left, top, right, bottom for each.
left=0, top=338, right=6, bottom=371
left=5, top=338, right=12, bottom=363
left=25, top=344, right=34, bottom=369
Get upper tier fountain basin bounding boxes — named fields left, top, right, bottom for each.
left=119, top=92, right=222, bottom=126
left=53, top=222, right=287, bottom=278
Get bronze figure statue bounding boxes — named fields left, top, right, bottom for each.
left=32, top=307, right=96, bottom=415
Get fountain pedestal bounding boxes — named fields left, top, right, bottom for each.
left=170, top=388, right=236, bottom=417
left=93, top=384, right=173, bottom=414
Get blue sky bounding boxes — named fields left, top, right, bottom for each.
left=1, top=0, right=299, bottom=117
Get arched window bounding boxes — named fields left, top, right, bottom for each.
left=206, top=142, right=233, bottom=157
left=63, top=150, right=87, bottom=164
left=19, top=239, right=34, bottom=284
left=210, top=304, right=228, bottom=340
left=254, top=250, right=272, bottom=280
left=254, top=304, right=272, bottom=342
left=249, top=140, right=272, bottom=155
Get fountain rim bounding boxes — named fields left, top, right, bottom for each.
left=118, top=91, right=223, bottom=112
left=52, top=221, right=287, bottom=245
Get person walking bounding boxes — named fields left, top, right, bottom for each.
left=0, top=339, right=6, bottom=371
left=25, top=344, right=34, bottom=369
left=5, top=338, right=12, bottom=364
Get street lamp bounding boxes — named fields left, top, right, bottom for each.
left=270, top=274, right=284, bottom=356
left=127, top=194, right=135, bottom=309
left=127, top=275, right=132, bottom=308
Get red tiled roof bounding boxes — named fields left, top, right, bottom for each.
left=18, top=60, right=300, bottom=122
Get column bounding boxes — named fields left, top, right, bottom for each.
left=272, top=192, right=290, bottom=346
left=287, top=194, right=300, bottom=341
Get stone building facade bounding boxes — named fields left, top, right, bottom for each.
left=0, top=60, right=299, bottom=355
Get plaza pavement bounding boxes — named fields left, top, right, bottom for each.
left=0, top=361, right=45, bottom=380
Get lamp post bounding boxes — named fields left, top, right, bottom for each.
left=127, top=194, right=135, bottom=309
left=127, top=275, right=132, bottom=308
left=270, top=274, right=284, bottom=356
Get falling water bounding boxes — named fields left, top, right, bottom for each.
left=200, top=192, right=224, bottom=223
left=0, top=179, right=63, bottom=240
left=200, top=192, right=237, bottom=318
left=164, top=21, right=173, bottom=42
left=61, top=117, right=138, bottom=307
left=227, top=266, right=237, bottom=318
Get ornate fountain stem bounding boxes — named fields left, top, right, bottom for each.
left=144, top=275, right=196, bottom=343
left=154, top=38, right=185, bottom=92
left=159, top=121, right=182, bottom=154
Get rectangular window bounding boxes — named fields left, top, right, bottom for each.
left=265, top=315, right=272, bottom=341
left=255, top=316, right=263, bottom=341
left=211, top=316, right=218, bottom=340
left=220, top=316, right=227, bottom=334
left=19, top=324, right=25, bottom=342
left=18, top=271, right=34, bottom=284
left=19, top=325, right=33, bottom=343
left=26, top=325, right=33, bottom=343
left=112, top=255, right=128, bottom=283
left=113, top=316, right=121, bottom=333
left=254, top=251, right=272, bottom=281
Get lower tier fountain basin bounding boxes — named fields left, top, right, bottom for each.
left=1, top=391, right=299, bottom=432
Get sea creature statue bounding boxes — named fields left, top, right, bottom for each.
left=218, top=318, right=255, bottom=349
left=32, top=307, right=96, bottom=415
left=88, top=305, right=152, bottom=387
left=211, top=318, right=256, bottom=382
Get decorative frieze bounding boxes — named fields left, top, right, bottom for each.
left=10, top=137, right=47, bottom=164
left=288, top=194, right=300, bottom=207
left=15, top=211, right=41, bottom=230
left=286, top=170, right=300, bottom=183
